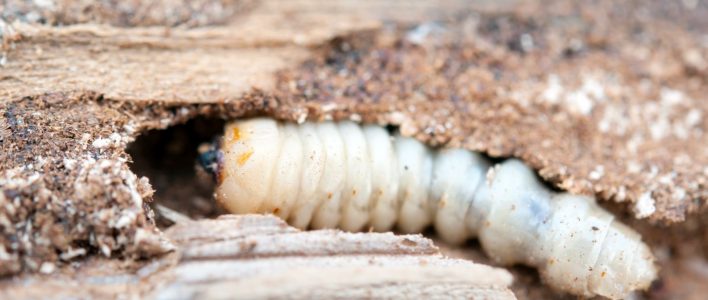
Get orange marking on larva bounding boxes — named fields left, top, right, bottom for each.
left=237, top=150, right=253, bottom=166
left=232, top=127, right=242, bottom=141
left=327, top=193, right=333, bottom=200
left=273, top=207, right=280, bottom=214
left=218, top=166, right=226, bottom=183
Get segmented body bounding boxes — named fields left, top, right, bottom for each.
left=213, top=118, right=657, bottom=299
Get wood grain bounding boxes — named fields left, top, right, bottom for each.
left=0, top=215, right=515, bottom=299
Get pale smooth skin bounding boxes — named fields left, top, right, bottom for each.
left=216, top=118, right=657, bottom=299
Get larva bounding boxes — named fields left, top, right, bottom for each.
left=204, top=118, right=657, bottom=299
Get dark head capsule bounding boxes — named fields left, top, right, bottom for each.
left=197, top=139, right=223, bottom=183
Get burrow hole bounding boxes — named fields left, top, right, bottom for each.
left=125, top=116, right=553, bottom=295
left=126, top=117, right=226, bottom=228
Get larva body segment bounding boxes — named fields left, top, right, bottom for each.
left=269, top=123, right=303, bottom=219
left=431, top=149, right=488, bottom=244
left=214, top=118, right=657, bottom=299
left=363, top=125, right=401, bottom=232
left=310, top=122, right=346, bottom=230
left=289, top=122, right=325, bottom=229
left=338, top=121, right=374, bottom=231
left=216, top=119, right=280, bottom=214
left=394, top=136, right=435, bottom=234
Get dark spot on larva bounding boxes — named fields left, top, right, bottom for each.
left=511, top=204, right=516, bottom=211
left=352, top=189, right=357, bottom=195
left=592, top=226, right=599, bottom=231
left=588, top=267, right=593, bottom=272
left=327, top=192, right=333, bottom=199
left=273, top=207, right=280, bottom=214
left=404, top=165, right=409, bottom=170
left=601, top=271, right=607, bottom=278
left=548, top=258, right=555, bottom=265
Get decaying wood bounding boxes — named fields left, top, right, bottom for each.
left=0, top=2, right=379, bottom=102
left=0, top=215, right=515, bottom=300
left=0, top=0, right=706, bottom=299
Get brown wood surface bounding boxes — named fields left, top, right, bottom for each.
left=0, top=215, right=515, bottom=299
left=0, top=0, right=706, bottom=299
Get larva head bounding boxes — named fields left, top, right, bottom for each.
left=197, top=139, right=224, bottom=183
left=212, top=119, right=282, bottom=214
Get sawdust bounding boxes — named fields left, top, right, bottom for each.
left=0, top=88, right=281, bottom=275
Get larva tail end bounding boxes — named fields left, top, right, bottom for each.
left=197, top=139, right=224, bottom=184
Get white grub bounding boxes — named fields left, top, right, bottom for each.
left=214, top=118, right=658, bottom=299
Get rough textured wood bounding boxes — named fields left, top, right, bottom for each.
left=0, top=215, right=515, bottom=300
left=0, top=0, right=706, bottom=299
left=0, top=3, right=378, bottom=102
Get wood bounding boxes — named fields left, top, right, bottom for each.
left=1, top=1, right=706, bottom=299
left=0, top=215, right=515, bottom=300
